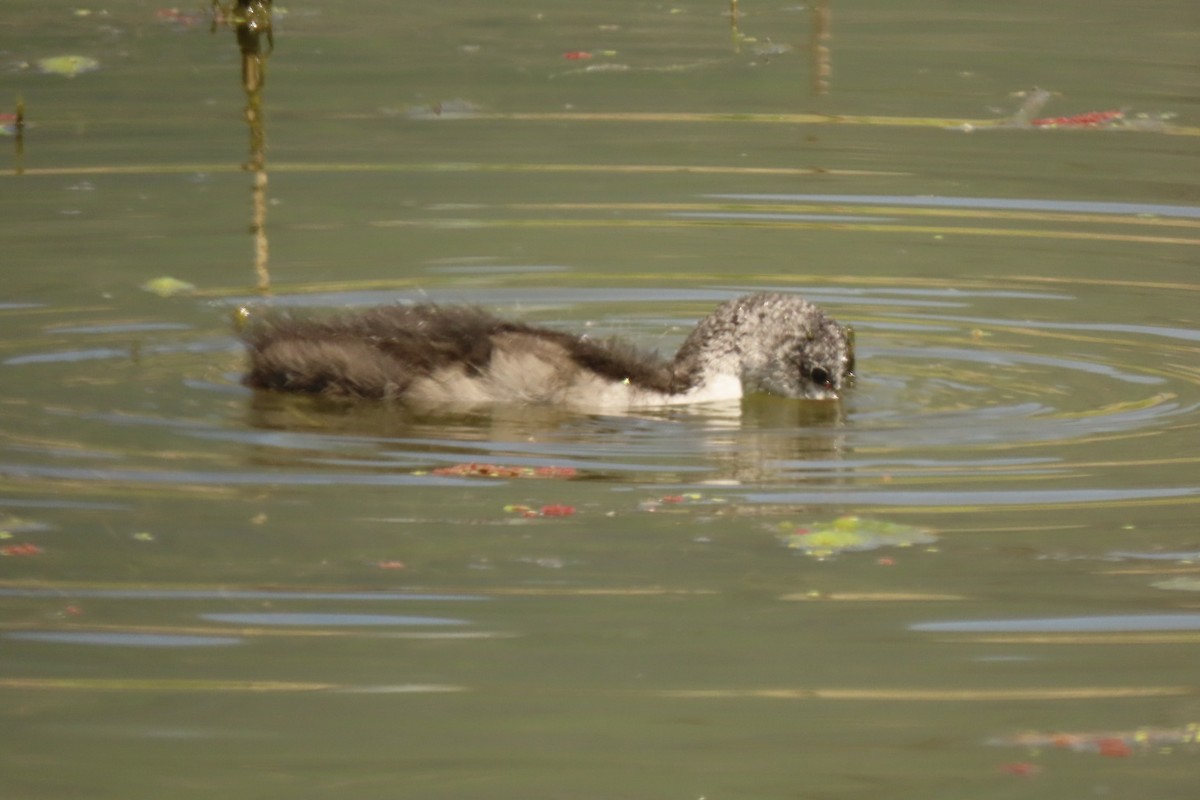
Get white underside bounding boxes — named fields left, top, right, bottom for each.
left=403, top=348, right=744, bottom=412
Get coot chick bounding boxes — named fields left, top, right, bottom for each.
left=240, top=292, right=854, bottom=411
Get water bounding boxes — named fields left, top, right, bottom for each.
left=2, top=1, right=1199, bottom=798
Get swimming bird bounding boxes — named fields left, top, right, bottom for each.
left=239, top=292, right=854, bottom=411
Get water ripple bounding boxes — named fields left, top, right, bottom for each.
left=1, top=279, right=1197, bottom=511
left=708, top=194, right=1200, bottom=219
left=199, top=612, right=470, bottom=627
left=911, top=614, right=1200, bottom=633
left=5, top=631, right=242, bottom=647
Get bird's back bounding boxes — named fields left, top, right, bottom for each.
left=241, top=304, right=680, bottom=407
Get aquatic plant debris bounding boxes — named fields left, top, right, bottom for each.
left=998, top=762, right=1041, bottom=777
left=34, top=55, right=100, bottom=78
left=425, top=463, right=577, bottom=479
left=504, top=504, right=576, bottom=519
left=969, top=88, right=1177, bottom=132
left=639, top=493, right=726, bottom=512
left=1032, top=110, right=1124, bottom=128
left=780, top=516, right=936, bottom=558
left=1, top=543, right=43, bottom=557
left=140, top=277, right=196, bottom=297
left=988, top=724, right=1200, bottom=756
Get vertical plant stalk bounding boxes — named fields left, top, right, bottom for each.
left=230, top=0, right=273, bottom=293
left=810, top=0, right=832, bottom=95
left=729, top=0, right=741, bottom=53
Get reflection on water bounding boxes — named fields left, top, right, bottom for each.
left=710, top=194, right=1200, bottom=219
left=0, top=587, right=486, bottom=601
left=5, top=630, right=242, bottom=647
left=912, top=613, right=1200, bottom=633
left=199, top=612, right=469, bottom=626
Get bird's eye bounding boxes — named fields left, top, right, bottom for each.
left=810, top=367, right=830, bottom=386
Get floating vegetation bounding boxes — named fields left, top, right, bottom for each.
left=0, top=542, right=43, bottom=557
left=1031, top=109, right=1125, bottom=128
left=997, top=762, right=1041, bottom=777
left=34, top=55, right=100, bottom=78
left=0, top=519, right=47, bottom=560
left=780, top=516, right=936, bottom=558
left=140, top=276, right=197, bottom=297
left=425, top=463, right=577, bottom=479
left=988, top=724, right=1200, bottom=757
left=964, top=88, right=1180, bottom=133
left=638, top=492, right=725, bottom=512
left=503, top=504, right=576, bottom=519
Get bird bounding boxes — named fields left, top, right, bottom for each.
left=239, top=292, right=854, bottom=412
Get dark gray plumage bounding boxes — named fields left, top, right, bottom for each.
left=239, top=293, right=854, bottom=410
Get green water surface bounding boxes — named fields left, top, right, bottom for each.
left=2, top=2, right=1199, bottom=798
